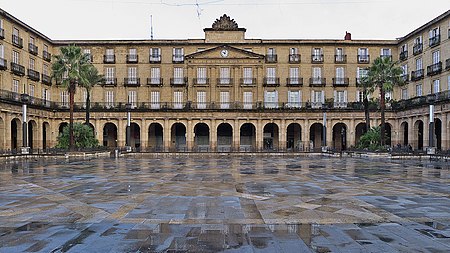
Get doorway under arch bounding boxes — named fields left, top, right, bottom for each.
left=263, top=123, right=279, bottom=150
left=217, top=123, right=232, bottom=152
left=171, top=123, right=186, bottom=151
left=240, top=123, right=256, bottom=151
left=286, top=123, right=302, bottom=151
left=148, top=123, right=164, bottom=151
left=103, top=123, right=117, bottom=147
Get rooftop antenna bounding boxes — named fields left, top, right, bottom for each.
left=150, top=15, right=154, bottom=40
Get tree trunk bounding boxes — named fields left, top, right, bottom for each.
left=363, top=88, right=371, bottom=132
left=380, top=85, right=386, bottom=147
left=69, top=82, right=75, bottom=151
left=85, top=90, right=90, bottom=126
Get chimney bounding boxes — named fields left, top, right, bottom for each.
left=344, top=31, right=351, bottom=40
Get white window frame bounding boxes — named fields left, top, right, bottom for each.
left=243, top=67, right=253, bottom=84
left=264, top=90, right=278, bottom=109
left=173, top=91, right=183, bottom=109
left=220, top=91, right=230, bottom=109
left=287, top=90, right=301, bottom=108
left=243, top=91, right=253, bottom=109
left=105, top=90, right=114, bottom=108
left=105, top=67, right=115, bottom=84
left=219, top=67, right=230, bottom=84
left=416, top=84, right=423, bottom=96
left=401, top=88, right=408, bottom=100
left=197, top=91, right=206, bottom=109
left=432, top=79, right=440, bottom=93
left=12, top=51, right=19, bottom=64
left=334, top=90, right=347, bottom=108
left=311, top=90, right=324, bottom=108
left=61, top=91, right=69, bottom=108
left=174, top=67, right=184, bottom=84
left=196, top=67, right=207, bottom=84
left=150, top=91, right=160, bottom=109
left=150, top=67, right=161, bottom=85
left=128, top=90, right=137, bottom=108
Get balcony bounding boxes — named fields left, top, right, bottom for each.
left=289, top=54, right=301, bottom=63
left=147, top=78, right=163, bottom=87
left=399, top=50, right=408, bottom=61
left=240, top=78, right=256, bottom=86
left=28, top=43, right=38, bottom=55
left=286, top=77, right=303, bottom=87
left=170, top=77, right=188, bottom=86
left=172, top=55, right=184, bottom=63
left=12, top=35, right=23, bottom=48
left=357, top=55, right=370, bottom=64
left=103, top=55, right=115, bottom=64
left=11, top=62, right=25, bottom=76
left=216, top=78, right=233, bottom=86
left=265, top=54, right=277, bottom=63
left=446, top=58, right=450, bottom=71
left=400, top=73, right=409, bottom=83
left=124, top=77, right=141, bottom=87
left=102, top=77, right=117, bottom=86
left=42, top=73, right=52, bottom=85
left=43, top=51, right=51, bottom=62
left=126, top=54, right=138, bottom=63
left=263, top=77, right=280, bottom=87
left=0, top=58, right=6, bottom=70
left=309, top=77, right=326, bottom=87
left=413, top=43, right=423, bottom=55
left=311, top=54, right=324, bottom=63
left=149, top=55, right=161, bottom=63
left=335, top=55, right=347, bottom=63
left=411, top=69, right=424, bottom=81
left=193, top=78, right=210, bottom=86
left=429, top=35, right=440, bottom=48
left=332, top=77, right=349, bottom=87
left=426, top=62, right=442, bottom=76
left=27, top=69, right=40, bottom=81
left=0, top=28, right=4, bottom=39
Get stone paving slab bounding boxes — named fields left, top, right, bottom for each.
left=0, top=156, right=449, bottom=252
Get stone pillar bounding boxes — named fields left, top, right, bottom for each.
left=5, top=113, right=11, bottom=150
left=164, top=119, right=170, bottom=152
left=118, top=119, right=125, bottom=147
left=256, top=119, right=262, bottom=151
left=210, top=119, right=217, bottom=151
left=408, top=117, right=414, bottom=148
left=279, top=119, right=286, bottom=151
left=302, top=119, right=309, bottom=151
left=233, top=119, right=240, bottom=151
left=423, top=115, right=429, bottom=149
left=349, top=119, right=355, bottom=147
left=95, top=119, right=102, bottom=146
left=442, top=113, right=448, bottom=150
left=141, top=119, right=148, bottom=149
left=326, top=119, right=333, bottom=148
left=187, top=119, right=193, bottom=151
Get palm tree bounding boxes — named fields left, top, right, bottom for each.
left=359, top=76, right=373, bottom=132
left=79, top=65, right=103, bottom=126
left=52, top=45, right=90, bottom=151
left=366, top=56, right=404, bottom=146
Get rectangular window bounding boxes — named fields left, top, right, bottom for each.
left=106, top=48, right=114, bottom=55
left=311, top=90, right=324, bottom=108
left=401, top=64, right=408, bottom=75
left=13, top=27, right=19, bottom=36
left=12, top=79, right=19, bottom=93
left=267, top=48, right=276, bottom=55
left=61, top=91, right=69, bottom=108
left=416, top=57, right=423, bottom=70
left=174, top=67, right=184, bottom=84
left=243, top=67, right=253, bottom=84
left=336, top=67, right=344, bottom=84
left=128, top=48, right=137, bottom=61
left=83, top=48, right=91, bottom=62
left=105, top=67, right=115, bottom=84
left=28, top=84, right=35, bottom=99
left=197, top=91, right=206, bottom=109
left=173, top=91, right=183, bottom=109
left=380, top=48, right=392, bottom=56
left=334, top=90, right=347, bottom=108
left=416, top=84, right=423, bottom=96
left=312, top=67, right=322, bottom=84
left=356, top=90, right=364, bottom=102
left=82, top=90, right=87, bottom=108
left=150, top=67, right=161, bottom=84
left=196, top=67, right=207, bottom=84
left=128, top=90, right=137, bottom=108
left=290, top=47, right=298, bottom=54
left=219, top=67, right=230, bottom=84
left=105, top=90, right=114, bottom=108
left=243, top=91, right=252, bottom=109
left=128, top=67, right=137, bottom=84
left=129, top=48, right=136, bottom=55
left=43, top=64, right=48, bottom=75
left=264, top=90, right=278, bottom=108
left=312, top=48, right=322, bottom=61
left=29, top=58, right=35, bottom=70
left=287, top=90, right=301, bottom=108
left=415, top=36, right=422, bottom=45
left=433, top=79, right=440, bottom=93
left=150, top=91, right=160, bottom=109
left=0, top=44, right=4, bottom=58
left=401, top=44, right=407, bottom=52
left=12, top=51, right=19, bottom=64
left=358, top=48, right=369, bottom=62
left=385, top=91, right=392, bottom=101
left=42, top=88, right=50, bottom=106
left=336, top=48, right=343, bottom=56
left=220, top=91, right=230, bottom=109
left=289, top=67, right=299, bottom=84
left=266, top=67, right=276, bottom=84
left=401, top=88, right=408, bottom=100
left=173, top=48, right=184, bottom=61
left=432, top=50, right=440, bottom=64
left=429, top=27, right=440, bottom=38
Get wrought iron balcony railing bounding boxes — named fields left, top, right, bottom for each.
left=289, top=54, right=300, bottom=63
left=357, top=55, right=370, bottom=63
left=413, top=43, right=423, bottom=55
left=309, top=77, right=326, bottom=87
left=124, top=77, right=141, bottom=87
left=411, top=69, right=424, bottom=81
left=102, top=78, right=117, bottom=86
left=126, top=54, right=138, bottom=63
left=335, top=55, right=347, bottom=63
left=12, top=35, right=23, bottom=48
left=170, top=77, right=188, bottom=86
left=399, top=50, right=408, bottom=61
left=11, top=62, right=25, bottom=76
left=286, top=77, right=303, bottom=87
left=240, top=78, right=256, bottom=86
left=0, top=58, right=7, bottom=70
left=265, top=54, right=277, bottom=63
left=193, top=78, right=210, bottom=86
left=28, top=43, right=38, bottom=55
left=42, top=74, right=52, bottom=85
left=426, top=62, right=442, bottom=76
left=103, top=55, right=115, bottom=64
left=263, top=77, right=280, bottom=87
left=429, top=35, right=440, bottom=48
left=27, top=69, right=40, bottom=81
left=149, top=55, right=161, bottom=63
left=332, top=77, right=349, bottom=87
left=172, top=55, right=184, bottom=63
left=217, top=78, right=233, bottom=86
left=43, top=51, right=51, bottom=62
left=311, top=54, right=324, bottom=63
left=147, top=78, right=163, bottom=86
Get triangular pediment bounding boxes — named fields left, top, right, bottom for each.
left=185, top=45, right=264, bottom=60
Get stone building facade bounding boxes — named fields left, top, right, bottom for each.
left=0, top=9, right=449, bottom=152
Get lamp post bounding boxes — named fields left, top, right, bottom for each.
left=20, top=93, right=30, bottom=154
left=426, top=94, right=436, bottom=154
left=125, top=103, right=132, bottom=152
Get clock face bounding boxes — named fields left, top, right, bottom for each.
left=220, top=49, right=229, bottom=57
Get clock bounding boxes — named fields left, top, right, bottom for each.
left=220, top=49, right=229, bottom=58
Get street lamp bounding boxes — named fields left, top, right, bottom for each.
left=125, top=103, right=132, bottom=152
left=20, top=93, right=30, bottom=154
left=426, top=94, right=436, bottom=154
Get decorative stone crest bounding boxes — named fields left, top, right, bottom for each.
left=211, top=14, right=239, bottom=31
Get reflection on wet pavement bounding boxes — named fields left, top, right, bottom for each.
left=0, top=156, right=449, bottom=252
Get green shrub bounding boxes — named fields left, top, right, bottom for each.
left=56, top=123, right=99, bottom=149
left=356, top=126, right=387, bottom=151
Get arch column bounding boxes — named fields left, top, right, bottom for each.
left=233, top=120, right=240, bottom=151
left=141, top=119, right=148, bottom=149
left=349, top=119, right=355, bottom=147
left=280, top=119, right=286, bottom=151
left=443, top=113, right=448, bottom=150
left=210, top=119, right=217, bottom=151
left=423, top=115, right=430, bottom=148
left=164, top=119, right=170, bottom=152
left=302, top=119, right=309, bottom=150
left=326, top=119, right=333, bottom=147
left=95, top=119, right=102, bottom=145
left=187, top=119, right=193, bottom=151
left=256, top=119, right=262, bottom=151
left=408, top=117, right=414, bottom=147
left=118, top=119, right=125, bottom=147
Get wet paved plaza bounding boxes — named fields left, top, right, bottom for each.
left=0, top=155, right=449, bottom=253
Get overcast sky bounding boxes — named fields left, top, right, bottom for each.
left=1, top=0, right=449, bottom=40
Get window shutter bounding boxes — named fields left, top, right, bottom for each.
left=344, top=90, right=347, bottom=103
left=321, top=91, right=325, bottom=103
